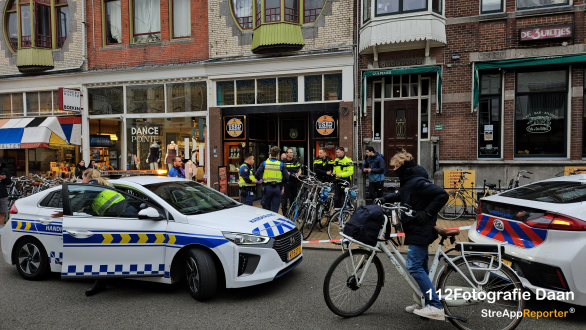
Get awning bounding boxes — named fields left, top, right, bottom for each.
left=0, top=116, right=81, bottom=149
left=473, top=54, right=586, bottom=108
left=362, top=66, right=442, bottom=111
left=251, top=23, right=305, bottom=53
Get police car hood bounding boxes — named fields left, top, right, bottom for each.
left=186, top=205, right=297, bottom=237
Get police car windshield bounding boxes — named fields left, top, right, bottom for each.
left=144, top=181, right=239, bottom=214
left=500, top=181, right=586, bottom=204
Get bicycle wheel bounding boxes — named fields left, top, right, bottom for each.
left=299, top=206, right=316, bottom=240
left=286, top=203, right=300, bottom=222
left=327, top=210, right=353, bottom=241
left=316, top=204, right=330, bottom=229
left=437, top=256, right=524, bottom=330
left=323, top=249, right=384, bottom=318
left=438, top=195, right=466, bottom=220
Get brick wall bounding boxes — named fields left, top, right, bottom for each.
left=339, top=101, right=354, bottom=158
left=86, top=0, right=208, bottom=70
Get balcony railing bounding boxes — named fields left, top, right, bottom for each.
left=57, top=35, right=67, bottom=48
left=284, top=7, right=299, bottom=22
left=237, top=16, right=253, bottom=29
left=36, top=34, right=52, bottom=48
left=265, top=7, right=281, bottom=22
left=21, top=35, right=31, bottom=47
left=304, top=8, right=320, bottom=23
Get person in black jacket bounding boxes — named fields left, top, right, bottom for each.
left=74, top=160, right=87, bottom=179
left=313, top=149, right=332, bottom=182
left=362, top=146, right=386, bottom=200
left=375, top=150, right=449, bottom=321
left=0, top=157, right=12, bottom=225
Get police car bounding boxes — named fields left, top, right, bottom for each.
left=470, top=174, right=586, bottom=306
left=1, top=176, right=302, bottom=301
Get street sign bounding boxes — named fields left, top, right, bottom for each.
left=435, top=125, right=443, bottom=130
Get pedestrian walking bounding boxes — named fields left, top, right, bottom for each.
left=239, top=153, right=260, bottom=206
left=255, top=146, right=289, bottom=213
left=332, top=147, right=353, bottom=210
left=313, top=149, right=333, bottom=182
left=362, top=146, right=386, bottom=200
left=0, top=157, right=12, bottom=225
left=281, top=148, right=301, bottom=215
left=74, top=160, right=87, bottom=179
left=374, top=149, right=449, bottom=321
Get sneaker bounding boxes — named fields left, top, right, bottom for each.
left=413, top=305, right=445, bottom=321
left=405, top=304, right=421, bottom=313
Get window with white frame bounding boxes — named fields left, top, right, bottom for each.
left=481, top=0, right=503, bottom=13
left=132, top=0, right=161, bottom=43
left=216, top=77, right=300, bottom=105
left=516, top=0, right=568, bottom=10
left=0, top=93, right=24, bottom=117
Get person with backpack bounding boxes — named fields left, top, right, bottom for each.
left=362, top=146, right=386, bottom=200
left=374, top=149, right=449, bottom=321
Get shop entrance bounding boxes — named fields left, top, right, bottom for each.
left=384, top=100, right=418, bottom=174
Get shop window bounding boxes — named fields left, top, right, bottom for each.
left=104, top=0, right=122, bottom=45
left=278, top=77, right=298, bottom=103
left=515, top=70, right=567, bottom=158
left=217, top=81, right=235, bottom=106
left=126, top=85, right=165, bottom=113
left=0, top=94, right=12, bottom=117
left=304, top=0, right=324, bottom=23
left=324, top=74, right=342, bottom=101
left=53, top=90, right=67, bottom=114
left=305, top=75, right=322, bottom=101
left=132, top=0, right=161, bottom=43
left=257, top=78, right=276, bottom=104
left=478, top=73, right=501, bottom=158
left=284, top=0, right=299, bottom=23
left=376, top=0, right=426, bottom=16
left=232, top=0, right=253, bottom=29
left=373, top=101, right=381, bottom=140
left=89, top=87, right=123, bottom=115
left=363, top=0, right=371, bottom=23
left=12, top=93, right=24, bottom=116
left=167, top=82, right=207, bottom=112
left=265, top=0, right=281, bottom=22
left=39, top=91, right=52, bottom=114
left=517, top=0, right=568, bottom=10
left=26, top=92, right=39, bottom=115
left=236, top=80, right=255, bottom=105
left=172, top=0, right=191, bottom=38
left=481, top=0, right=503, bottom=13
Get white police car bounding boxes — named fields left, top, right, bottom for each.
left=1, top=176, right=302, bottom=301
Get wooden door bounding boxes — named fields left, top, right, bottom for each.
left=384, top=100, right=418, bottom=175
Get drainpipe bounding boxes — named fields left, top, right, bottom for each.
left=0, top=0, right=86, bottom=78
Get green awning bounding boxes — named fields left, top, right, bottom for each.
left=251, top=23, right=305, bottom=52
left=362, top=66, right=442, bottom=111
left=16, top=48, right=54, bottom=68
left=473, top=54, right=586, bottom=108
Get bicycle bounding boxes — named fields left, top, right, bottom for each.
left=438, top=172, right=499, bottom=221
left=324, top=180, right=357, bottom=241
left=507, top=170, right=532, bottom=189
left=323, top=203, right=524, bottom=330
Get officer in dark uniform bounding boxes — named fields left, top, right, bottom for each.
left=313, top=148, right=333, bottom=182
left=238, top=153, right=259, bottom=206
left=281, top=148, right=301, bottom=215
left=255, top=146, right=290, bottom=213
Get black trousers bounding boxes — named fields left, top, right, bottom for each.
left=281, top=181, right=297, bottom=212
left=368, top=181, right=384, bottom=200
left=334, top=181, right=348, bottom=208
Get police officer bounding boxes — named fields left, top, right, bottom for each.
left=332, top=147, right=354, bottom=210
left=281, top=148, right=301, bottom=215
left=313, top=148, right=333, bottom=182
left=239, top=153, right=260, bottom=206
left=255, top=146, right=289, bottom=213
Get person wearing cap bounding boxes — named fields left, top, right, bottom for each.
left=0, top=157, right=12, bottom=225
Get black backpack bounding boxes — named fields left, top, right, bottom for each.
left=343, top=205, right=385, bottom=246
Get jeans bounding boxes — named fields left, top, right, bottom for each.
left=368, top=181, right=384, bottom=200
left=406, top=244, right=443, bottom=309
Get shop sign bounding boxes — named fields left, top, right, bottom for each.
left=524, top=112, right=557, bottom=133
left=90, top=135, right=111, bottom=146
left=443, top=170, right=476, bottom=206
left=520, top=24, right=572, bottom=41
left=315, top=115, right=336, bottom=136
left=130, top=126, right=160, bottom=143
left=226, top=118, right=244, bottom=138
left=0, top=143, right=20, bottom=149
left=58, top=88, right=81, bottom=112
left=219, top=166, right=228, bottom=195
left=435, top=125, right=443, bottom=131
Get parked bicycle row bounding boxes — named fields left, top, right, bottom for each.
left=7, top=174, right=76, bottom=210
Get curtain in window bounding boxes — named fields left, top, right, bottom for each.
left=134, top=0, right=161, bottom=39
left=233, top=0, right=253, bottom=27
left=21, top=5, right=31, bottom=38
left=106, top=0, right=122, bottom=44
left=56, top=7, right=69, bottom=47
left=173, top=0, right=191, bottom=37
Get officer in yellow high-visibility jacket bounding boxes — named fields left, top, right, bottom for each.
left=238, top=153, right=260, bottom=206
left=91, top=189, right=128, bottom=216
left=331, top=147, right=354, bottom=209
left=255, top=146, right=290, bottom=213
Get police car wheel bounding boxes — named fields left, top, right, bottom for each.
left=185, top=248, right=217, bottom=301
left=15, top=238, right=49, bottom=281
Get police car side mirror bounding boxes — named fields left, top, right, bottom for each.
left=138, top=207, right=164, bottom=220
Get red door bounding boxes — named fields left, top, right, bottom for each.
left=384, top=100, right=418, bottom=175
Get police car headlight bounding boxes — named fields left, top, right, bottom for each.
left=222, top=232, right=270, bottom=245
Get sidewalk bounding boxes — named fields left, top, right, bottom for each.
left=253, top=201, right=476, bottom=251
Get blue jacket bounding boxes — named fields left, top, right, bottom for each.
left=362, top=152, right=386, bottom=183
left=255, top=158, right=290, bottom=188
left=168, top=166, right=185, bottom=178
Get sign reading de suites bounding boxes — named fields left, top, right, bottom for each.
left=58, top=88, right=81, bottom=112
left=520, top=24, right=572, bottom=41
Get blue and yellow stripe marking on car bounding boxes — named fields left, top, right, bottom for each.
left=62, top=231, right=228, bottom=249
left=11, top=218, right=64, bottom=236
left=252, top=219, right=296, bottom=237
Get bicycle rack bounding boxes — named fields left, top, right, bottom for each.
left=457, top=242, right=504, bottom=286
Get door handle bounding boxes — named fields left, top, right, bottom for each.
left=38, top=217, right=54, bottom=225
left=65, top=230, right=94, bottom=238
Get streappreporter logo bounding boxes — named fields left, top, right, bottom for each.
left=482, top=308, right=574, bottom=319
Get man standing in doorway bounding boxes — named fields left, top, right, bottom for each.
left=313, top=149, right=333, bottom=182
left=255, top=146, right=289, bottom=213
left=239, top=153, right=260, bottom=206
left=362, top=146, right=386, bottom=201
left=332, top=147, right=353, bottom=210
left=0, top=158, right=12, bottom=225
left=281, top=148, right=301, bottom=215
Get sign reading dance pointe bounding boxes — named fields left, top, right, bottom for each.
left=520, top=24, right=572, bottom=41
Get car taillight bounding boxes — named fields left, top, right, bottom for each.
left=9, top=204, right=18, bottom=214
left=476, top=200, right=482, bottom=216
left=526, top=213, right=586, bottom=231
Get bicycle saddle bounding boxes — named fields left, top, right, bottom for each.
left=485, top=183, right=497, bottom=188
left=434, top=226, right=460, bottom=237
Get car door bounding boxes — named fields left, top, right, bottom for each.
left=35, top=189, right=66, bottom=268
left=61, top=183, right=168, bottom=278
